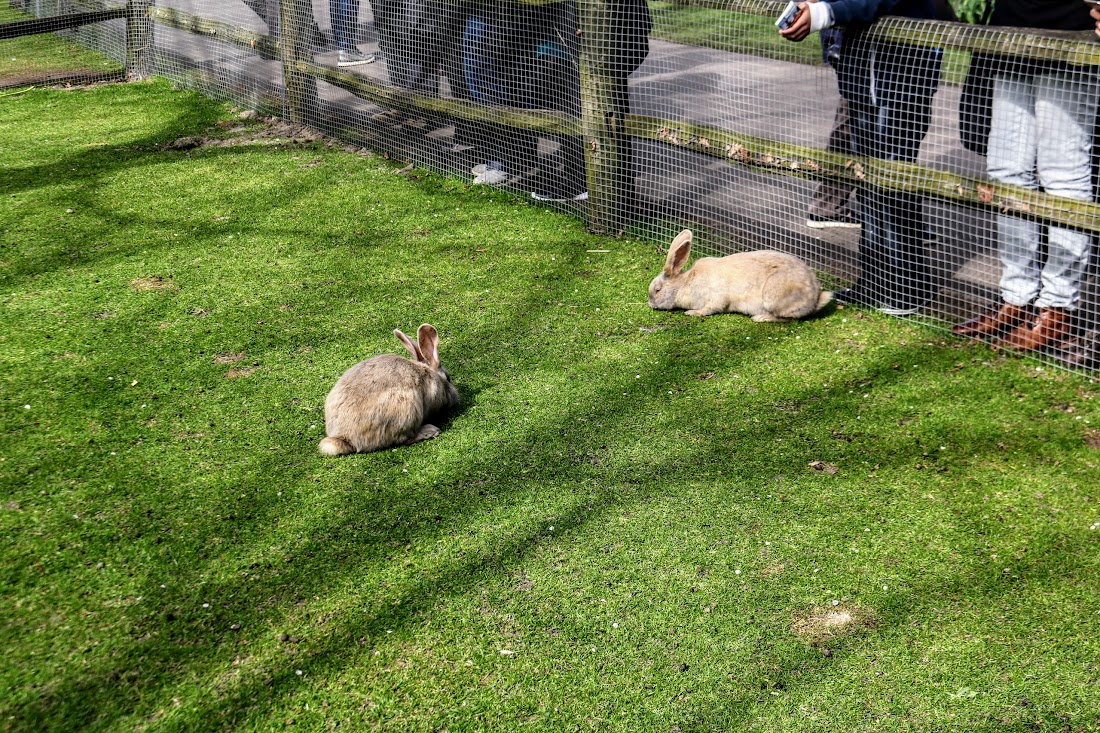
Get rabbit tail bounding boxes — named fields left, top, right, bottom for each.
left=817, top=291, right=834, bottom=311
left=318, top=436, right=356, bottom=456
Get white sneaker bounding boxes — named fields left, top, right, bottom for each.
left=878, top=304, right=921, bottom=316
left=473, top=168, right=508, bottom=185
left=337, top=50, right=376, bottom=67
left=531, top=190, right=588, bottom=202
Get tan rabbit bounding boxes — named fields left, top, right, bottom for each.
left=318, top=324, right=459, bottom=456
left=648, top=229, right=833, bottom=321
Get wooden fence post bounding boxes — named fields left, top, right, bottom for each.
left=125, top=0, right=152, bottom=80
left=278, top=0, right=319, bottom=124
left=578, top=0, right=635, bottom=235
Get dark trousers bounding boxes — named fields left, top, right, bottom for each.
left=808, top=98, right=856, bottom=218
left=460, top=14, right=538, bottom=172
left=847, top=95, right=936, bottom=309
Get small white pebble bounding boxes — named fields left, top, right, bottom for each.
left=108, top=377, right=113, bottom=380
left=141, top=404, right=147, bottom=408
left=110, top=452, right=116, bottom=456
left=24, top=405, right=30, bottom=410
left=72, top=514, right=79, bottom=519
left=612, top=623, right=619, bottom=629
left=160, top=584, right=166, bottom=588
left=831, top=599, right=839, bottom=606
left=202, top=603, right=209, bottom=608
left=735, top=568, right=741, bottom=575
left=883, top=585, right=889, bottom=590
left=499, top=649, right=514, bottom=655
left=402, top=468, right=408, bottom=473
left=549, top=526, right=554, bottom=531
left=296, top=670, right=303, bottom=676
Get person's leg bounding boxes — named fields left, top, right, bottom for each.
left=987, top=71, right=1043, bottom=307
left=807, top=98, right=858, bottom=223
left=330, top=0, right=353, bottom=51
left=1033, top=68, right=1099, bottom=310
left=839, top=99, right=889, bottom=305
left=878, top=97, right=935, bottom=310
left=530, top=55, right=589, bottom=200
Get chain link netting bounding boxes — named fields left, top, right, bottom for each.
left=5, top=0, right=1100, bottom=370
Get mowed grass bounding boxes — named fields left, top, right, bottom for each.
left=2, top=80, right=1100, bottom=732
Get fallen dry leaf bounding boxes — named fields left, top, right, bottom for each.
left=809, top=461, right=839, bottom=474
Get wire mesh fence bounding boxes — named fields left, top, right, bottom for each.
left=5, top=0, right=1100, bottom=371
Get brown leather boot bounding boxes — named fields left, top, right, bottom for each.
left=952, top=302, right=1031, bottom=339
left=995, top=307, right=1073, bottom=352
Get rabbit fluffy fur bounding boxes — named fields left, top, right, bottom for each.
left=319, top=324, right=459, bottom=456
left=648, top=229, right=832, bottom=321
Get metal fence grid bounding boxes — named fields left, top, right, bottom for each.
left=6, top=0, right=1100, bottom=371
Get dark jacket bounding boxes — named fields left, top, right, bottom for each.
left=541, top=0, right=652, bottom=76
left=829, top=0, right=942, bottom=107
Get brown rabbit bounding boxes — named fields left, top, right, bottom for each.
left=648, top=229, right=832, bottom=321
left=318, top=324, right=459, bottom=456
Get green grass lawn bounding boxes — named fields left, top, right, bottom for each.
left=2, top=80, right=1100, bottom=732
left=0, top=5, right=122, bottom=84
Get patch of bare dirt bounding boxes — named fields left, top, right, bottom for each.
left=791, top=606, right=877, bottom=647
left=225, top=367, right=258, bottom=379
left=160, top=111, right=374, bottom=155
left=213, top=353, right=246, bottom=365
left=130, top=276, right=173, bottom=291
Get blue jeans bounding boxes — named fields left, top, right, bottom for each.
left=461, top=15, right=537, bottom=172
left=847, top=95, right=937, bottom=309
left=988, top=68, right=1099, bottom=310
left=330, top=0, right=358, bottom=52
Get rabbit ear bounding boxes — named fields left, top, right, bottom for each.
left=664, top=230, right=693, bottom=275
left=394, top=328, right=425, bottom=362
left=417, top=324, right=441, bottom=369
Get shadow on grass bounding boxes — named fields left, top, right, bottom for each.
left=11, top=277, right=1087, bottom=731
left=4, top=86, right=1096, bottom=732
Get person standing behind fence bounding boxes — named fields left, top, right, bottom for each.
left=527, top=0, right=652, bottom=202
left=780, top=0, right=943, bottom=316
left=805, top=28, right=860, bottom=229
left=952, top=2, right=1099, bottom=352
left=460, top=1, right=544, bottom=184
left=331, top=0, right=376, bottom=67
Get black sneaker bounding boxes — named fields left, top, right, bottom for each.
left=833, top=287, right=879, bottom=308
left=807, top=212, right=860, bottom=229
